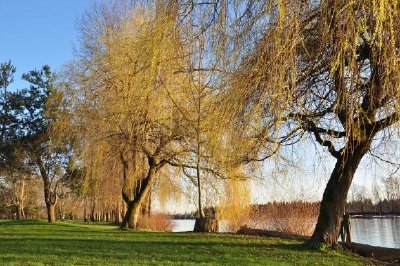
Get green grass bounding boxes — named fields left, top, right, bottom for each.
left=0, top=220, right=369, bottom=265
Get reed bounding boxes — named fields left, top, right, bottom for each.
left=137, top=213, right=174, bottom=232
left=248, top=201, right=319, bottom=236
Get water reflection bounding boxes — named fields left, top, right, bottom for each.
left=173, top=219, right=229, bottom=233
left=351, top=217, right=400, bottom=248
left=174, top=218, right=400, bottom=249
left=173, top=219, right=195, bottom=232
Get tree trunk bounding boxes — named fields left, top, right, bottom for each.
left=16, top=205, right=24, bottom=220
left=121, top=200, right=142, bottom=229
left=141, top=191, right=152, bottom=217
left=44, top=187, right=57, bottom=223
left=121, top=172, right=156, bottom=229
left=116, top=201, right=122, bottom=224
left=46, top=202, right=56, bottom=223
left=309, top=142, right=369, bottom=247
left=90, top=199, right=96, bottom=222
left=120, top=154, right=158, bottom=230
left=83, top=200, right=88, bottom=222
left=194, top=217, right=219, bottom=232
left=196, top=160, right=205, bottom=219
left=21, top=205, right=25, bottom=220
left=37, top=156, right=58, bottom=223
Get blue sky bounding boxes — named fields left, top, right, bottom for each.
left=0, top=1, right=95, bottom=90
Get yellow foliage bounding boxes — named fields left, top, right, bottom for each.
left=70, top=2, right=187, bottom=202
left=218, top=177, right=252, bottom=232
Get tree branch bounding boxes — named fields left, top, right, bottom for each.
left=312, top=130, right=340, bottom=158
left=370, top=112, right=400, bottom=135
left=287, top=113, right=346, bottom=138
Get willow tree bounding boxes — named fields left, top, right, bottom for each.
left=223, top=0, right=400, bottom=246
left=73, top=1, right=191, bottom=229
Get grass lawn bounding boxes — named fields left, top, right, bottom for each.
left=0, top=220, right=370, bottom=265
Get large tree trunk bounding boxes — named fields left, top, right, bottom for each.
left=309, top=141, right=370, bottom=247
left=120, top=159, right=157, bottom=230
left=43, top=186, right=57, bottom=223
left=46, top=202, right=56, bottom=223
left=194, top=217, right=219, bottom=232
left=16, top=205, right=25, bottom=220
left=44, top=188, right=57, bottom=223
left=121, top=200, right=142, bottom=229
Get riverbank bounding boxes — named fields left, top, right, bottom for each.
left=237, top=226, right=400, bottom=264
left=342, top=242, right=400, bottom=265
left=0, top=220, right=369, bottom=265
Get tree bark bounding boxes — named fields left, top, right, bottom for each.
left=90, top=199, right=96, bottom=222
left=196, top=158, right=205, bottom=219
left=44, top=192, right=57, bottom=223
left=309, top=141, right=370, bottom=247
left=115, top=201, right=122, bottom=224
left=37, top=155, right=58, bottom=223
left=14, top=179, right=26, bottom=220
left=43, top=184, right=57, bottom=223
left=120, top=160, right=157, bottom=230
left=121, top=200, right=142, bottom=229
left=141, top=191, right=152, bottom=217
left=16, top=205, right=24, bottom=220
left=46, top=202, right=56, bottom=223
left=83, top=200, right=88, bottom=222
left=194, top=217, right=219, bottom=232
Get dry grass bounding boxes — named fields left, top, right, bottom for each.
left=249, top=202, right=319, bottom=236
left=221, top=201, right=319, bottom=236
left=137, top=213, right=174, bottom=232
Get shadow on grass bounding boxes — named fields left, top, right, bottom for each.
left=267, top=242, right=309, bottom=251
left=0, top=221, right=367, bottom=265
left=0, top=236, right=280, bottom=263
left=0, top=219, right=120, bottom=230
left=0, top=219, right=49, bottom=226
left=0, top=236, right=269, bottom=247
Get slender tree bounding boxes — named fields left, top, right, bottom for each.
left=19, top=66, right=71, bottom=223
left=0, top=62, right=71, bottom=222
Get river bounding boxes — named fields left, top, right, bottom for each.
left=173, top=217, right=400, bottom=249
left=350, top=217, right=400, bottom=248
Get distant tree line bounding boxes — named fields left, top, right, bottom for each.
left=346, top=199, right=400, bottom=215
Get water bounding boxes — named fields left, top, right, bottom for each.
left=173, top=219, right=195, bottom=232
left=173, top=218, right=400, bottom=249
left=350, top=217, right=400, bottom=248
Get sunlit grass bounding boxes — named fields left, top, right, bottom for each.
left=0, top=220, right=368, bottom=265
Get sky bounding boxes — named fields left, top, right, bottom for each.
left=0, top=1, right=95, bottom=90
